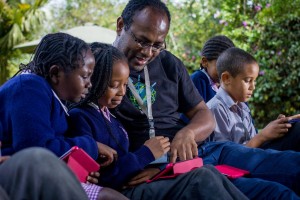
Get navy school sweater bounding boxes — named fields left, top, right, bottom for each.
left=68, top=105, right=155, bottom=189
left=0, top=74, right=98, bottom=158
left=190, top=70, right=216, bottom=103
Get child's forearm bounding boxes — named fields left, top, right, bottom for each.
left=245, top=132, right=267, bottom=148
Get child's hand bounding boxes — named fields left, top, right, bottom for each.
left=96, top=142, right=117, bottom=167
left=86, top=171, right=100, bottom=184
left=123, top=168, right=160, bottom=188
left=0, top=156, right=10, bottom=164
left=144, top=136, right=170, bottom=159
left=260, top=117, right=292, bottom=141
left=288, top=113, right=300, bottom=120
left=277, top=114, right=286, bottom=119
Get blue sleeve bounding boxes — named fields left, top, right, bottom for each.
left=191, top=71, right=210, bottom=102
left=8, top=76, right=98, bottom=158
left=68, top=108, right=155, bottom=189
left=100, top=145, right=155, bottom=189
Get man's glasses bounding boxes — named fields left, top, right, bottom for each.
left=128, top=29, right=166, bottom=52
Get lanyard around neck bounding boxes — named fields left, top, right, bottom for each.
left=127, top=66, right=155, bottom=138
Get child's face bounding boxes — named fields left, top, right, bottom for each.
left=54, top=49, right=95, bottom=103
left=98, top=60, right=129, bottom=108
left=226, top=63, right=259, bottom=102
left=201, top=58, right=219, bottom=84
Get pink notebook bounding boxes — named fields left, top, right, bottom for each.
left=147, top=157, right=203, bottom=183
left=215, top=165, right=250, bottom=179
left=60, top=146, right=100, bottom=182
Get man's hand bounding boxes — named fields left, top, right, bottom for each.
left=96, top=142, right=117, bottom=167
left=124, top=168, right=160, bottom=188
left=173, top=101, right=214, bottom=163
left=169, top=129, right=198, bottom=163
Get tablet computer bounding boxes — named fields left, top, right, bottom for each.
left=60, top=146, right=100, bottom=182
left=215, top=165, right=250, bottom=179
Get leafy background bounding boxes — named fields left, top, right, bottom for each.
left=1, top=0, right=300, bottom=129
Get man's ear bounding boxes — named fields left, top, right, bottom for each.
left=116, top=17, right=124, bottom=36
left=221, top=71, right=231, bottom=85
left=49, top=65, right=61, bottom=85
left=201, top=57, right=208, bottom=68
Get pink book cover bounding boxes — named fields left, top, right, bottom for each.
left=60, top=146, right=100, bottom=182
left=215, top=165, right=250, bottom=179
left=147, top=157, right=203, bottom=183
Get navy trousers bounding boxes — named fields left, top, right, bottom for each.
left=199, top=141, right=300, bottom=199
left=261, top=121, right=300, bottom=151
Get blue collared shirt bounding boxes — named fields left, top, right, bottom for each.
left=207, top=87, right=257, bottom=144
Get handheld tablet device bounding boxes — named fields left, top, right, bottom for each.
left=60, top=146, right=100, bottom=182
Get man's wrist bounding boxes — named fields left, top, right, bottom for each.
left=176, top=127, right=195, bottom=139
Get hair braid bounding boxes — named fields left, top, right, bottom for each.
left=77, top=42, right=127, bottom=107
left=18, top=32, right=89, bottom=80
left=201, top=35, right=235, bottom=61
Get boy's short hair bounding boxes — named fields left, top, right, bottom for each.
left=216, top=47, right=257, bottom=78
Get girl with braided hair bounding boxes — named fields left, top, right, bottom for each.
left=0, top=32, right=98, bottom=158
left=181, top=35, right=235, bottom=123
left=68, top=42, right=249, bottom=200
left=191, top=35, right=235, bottom=103
left=0, top=32, right=128, bottom=200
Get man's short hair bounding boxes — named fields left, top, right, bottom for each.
left=217, top=47, right=257, bottom=78
left=121, top=0, right=171, bottom=31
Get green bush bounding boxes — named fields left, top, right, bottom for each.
left=250, top=17, right=300, bottom=128
left=166, top=0, right=300, bottom=129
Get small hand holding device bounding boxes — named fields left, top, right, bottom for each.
left=60, top=146, right=100, bottom=182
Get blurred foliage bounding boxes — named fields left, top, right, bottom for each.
left=250, top=16, right=300, bottom=127
left=0, top=0, right=47, bottom=84
left=166, top=0, right=222, bottom=70
left=49, top=0, right=126, bottom=31
left=166, top=0, right=300, bottom=128
left=216, top=0, right=300, bottom=127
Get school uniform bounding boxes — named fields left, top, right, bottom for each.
left=191, top=69, right=218, bottom=103
left=207, top=87, right=300, bottom=151
left=0, top=73, right=103, bottom=200
left=68, top=104, right=248, bottom=199
left=0, top=73, right=98, bottom=158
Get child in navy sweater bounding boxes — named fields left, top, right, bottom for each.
left=0, top=33, right=127, bottom=200
left=191, top=35, right=235, bottom=103
left=181, top=35, right=235, bottom=123
left=0, top=32, right=98, bottom=158
left=68, top=42, right=248, bottom=199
